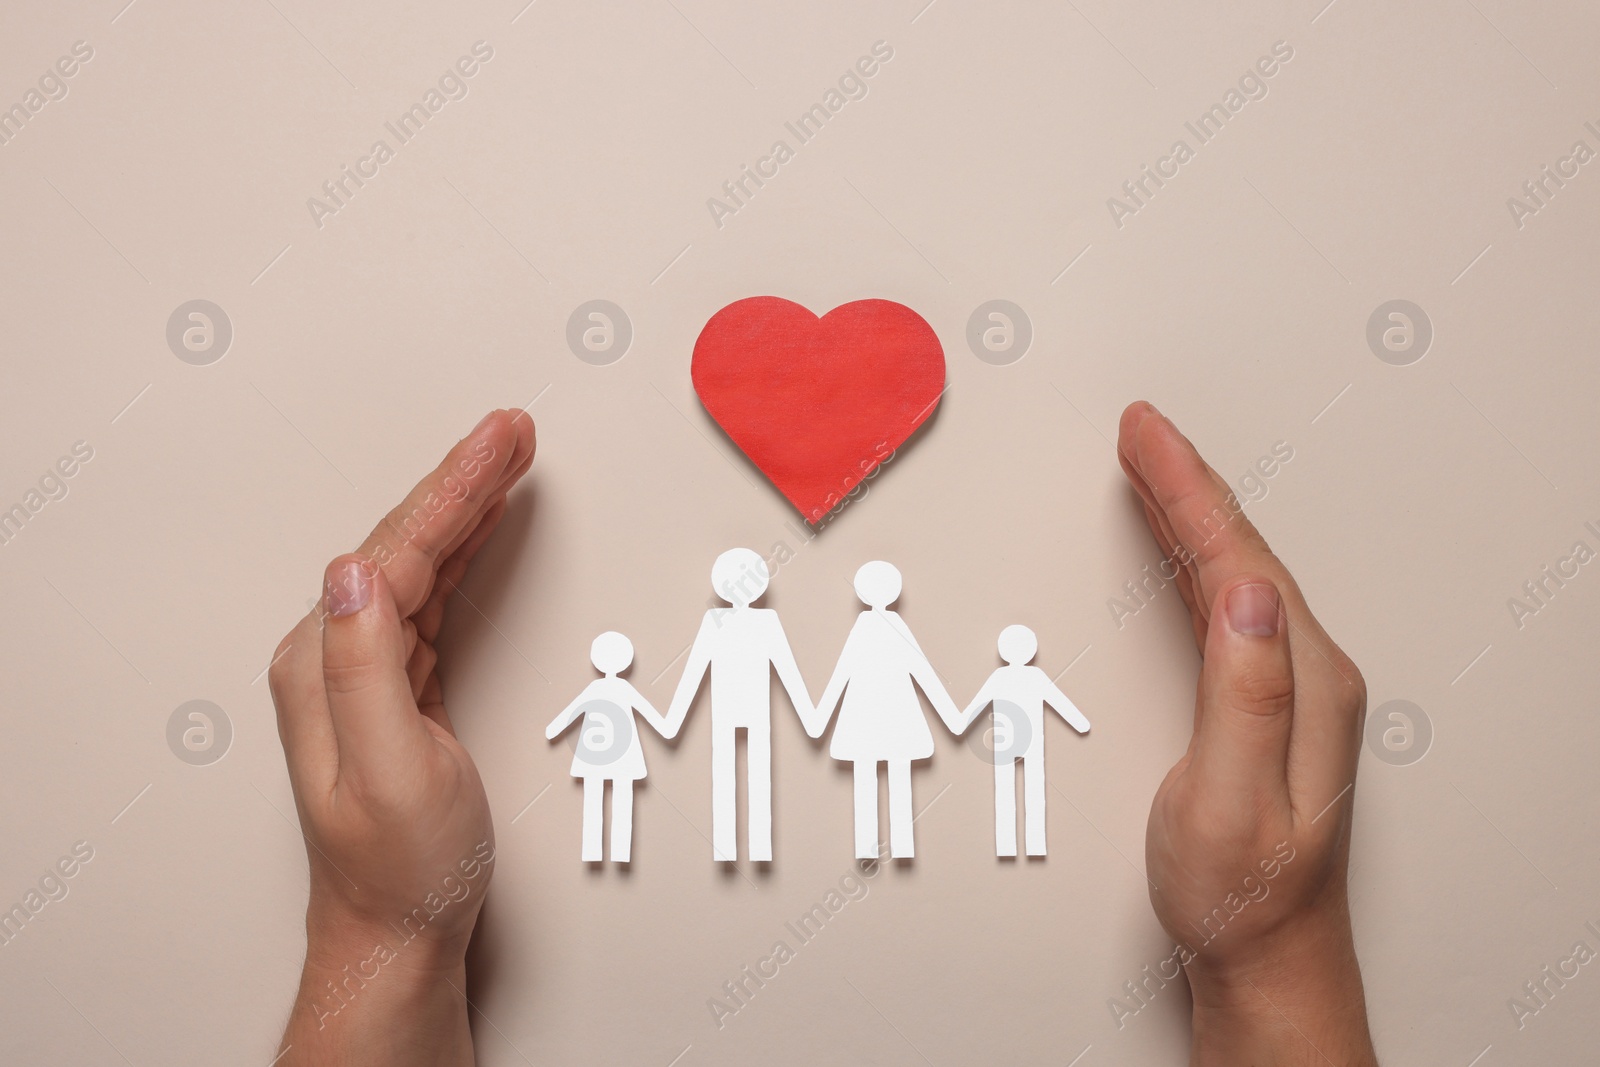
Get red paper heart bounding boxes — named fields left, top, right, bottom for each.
left=692, top=297, right=945, bottom=524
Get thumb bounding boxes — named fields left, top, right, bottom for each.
left=321, top=554, right=428, bottom=785
left=1191, top=577, right=1295, bottom=803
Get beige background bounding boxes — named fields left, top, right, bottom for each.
left=3, top=0, right=1598, bottom=1064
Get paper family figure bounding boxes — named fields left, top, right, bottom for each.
left=661, top=548, right=812, bottom=862
left=545, top=631, right=671, bottom=862
left=546, top=553, right=1093, bottom=865
left=958, top=625, right=1091, bottom=857
left=805, top=561, right=965, bottom=860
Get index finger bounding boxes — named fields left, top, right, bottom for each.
left=1120, top=402, right=1362, bottom=691
left=1120, top=402, right=1297, bottom=625
left=358, top=408, right=535, bottom=616
left=1120, top=402, right=1367, bottom=808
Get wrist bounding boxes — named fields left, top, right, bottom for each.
left=1187, top=907, right=1377, bottom=1067
left=305, top=897, right=474, bottom=977
left=280, top=905, right=475, bottom=1067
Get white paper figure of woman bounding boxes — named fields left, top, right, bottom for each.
left=806, top=561, right=964, bottom=859
left=545, top=632, right=670, bottom=863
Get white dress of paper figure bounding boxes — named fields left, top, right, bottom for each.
left=806, top=561, right=963, bottom=860
left=546, top=632, right=671, bottom=863
left=958, top=625, right=1091, bottom=857
left=662, top=548, right=813, bottom=862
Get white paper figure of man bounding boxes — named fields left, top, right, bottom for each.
left=662, top=548, right=813, bottom=862
left=546, top=632, right=671, bottom=863
left=958, top=625, right=1091, bottom=857
left=808, top=561, right=964, bottom=860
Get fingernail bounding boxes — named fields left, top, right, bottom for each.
left=324, top=559, right=372, bottom=617
left=1227, top=583, right=1280, bottom=637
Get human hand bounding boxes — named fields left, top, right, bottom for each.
left=1117, top=402, right=1377, bottom=1066
left=269, top=409, right=535, bottom=1067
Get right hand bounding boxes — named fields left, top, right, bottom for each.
left=269, top=409, right=535, bottom=1067
left=1117, top=401, right=1377, bottom=1066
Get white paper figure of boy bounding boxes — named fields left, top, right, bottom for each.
left=807, top=561, right=964, bottom=860
left=662, top=548, right=813, bottom=863
left=957, top=624, right=1091, bottom=857
left=546, top=632, right=670, bottom=863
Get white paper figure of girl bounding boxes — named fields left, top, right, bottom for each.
left=545, top=632, right=670, bottom=863
left=805, top=561, right=964, bottom=859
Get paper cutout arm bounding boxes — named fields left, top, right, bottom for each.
left=545, top=689, right=589, bottom=740
left=890, top=613, right=964, bottom=734
left=810, top=626, right=859, bottom=739
left=662, top=615, right=715, bottom=739
left=766, top=615, right=817, bottom=734
left=1044, top=681, right=1091, bottom=733
left=627, top=683, right=673, bottom=737
left=921, top=671, right=965, bottom=736
left=956, top=674, right=1000, bottom=735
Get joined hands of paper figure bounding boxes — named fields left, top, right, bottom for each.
left=268, top=402, right=1377, bottom=1067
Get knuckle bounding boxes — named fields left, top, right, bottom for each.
left=1342, top=661, right=1369, bottom=735
left=1320, top=639, right=1368, bottom=717
left=266, top=626, right=313, bottom=699
left=1343, top=658, right=1368, bottom=707
left=1168, top=484, right=1278, bottom=572
left=408, top=645, right=438, bottom=694
left=266, top=641, right=294, bottom=692
left=1227, top=662, right=1295, bottom=714
left=1235, top=520, right=1273, bottom=559
left=321, top=656, right=387, bottom=698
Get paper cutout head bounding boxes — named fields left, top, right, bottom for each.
left=590, top=631, right=634, bottom=676
left=852, top=560, right=902, bottom=609
left=997, top=624, right=1038, bottom=665
left=711, top=547, right=770, bottom=608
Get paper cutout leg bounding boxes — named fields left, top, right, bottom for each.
left=853, top=761, right=878, bottom=859
left=995, top=757, right=1017, bottom=857
left=746, top=725, right=773, bottom=862
left=712, top=726, right=737, bottom=862
left=581, top=778, right=604, bottom=862
left=611, top=779, right=634, bottom=863
left=888, top=760, right=914, bottom=858
left=1023, top=756, right=1046, bottom=856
